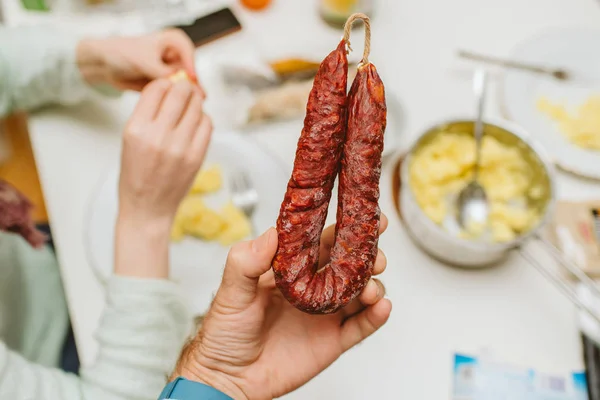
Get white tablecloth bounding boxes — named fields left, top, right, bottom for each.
left=4, top=0, right=600, bottom=398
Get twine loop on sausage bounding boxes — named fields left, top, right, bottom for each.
left=343, top=13, right=371, bottom=65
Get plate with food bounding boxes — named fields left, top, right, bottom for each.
left=502, top=27, right=600, bottom=179
left=85, top=130, right=289, bottom=315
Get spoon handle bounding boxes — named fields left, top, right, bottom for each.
left=458, top=50, right=566, bottom=80
left=520, top=235, right=600, bottom=325
left=472, top=69, right=487, bottom=180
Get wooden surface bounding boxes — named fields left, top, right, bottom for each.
left=0, top=113, right=48, bottom=223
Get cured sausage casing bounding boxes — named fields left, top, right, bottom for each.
left=273, top=39, right=386, bottom=315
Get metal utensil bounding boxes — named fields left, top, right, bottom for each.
left=401, top=117, right=600, bottom=324
left=456, top=69, right=489, bottom=235
left=401, top=117, right=553, bottom=267
left=230, top=170, right=259, bottom=236
left=458, top=49, right=569, bottom=81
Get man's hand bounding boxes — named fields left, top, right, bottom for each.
left=174, top=216, right=392, bottom=400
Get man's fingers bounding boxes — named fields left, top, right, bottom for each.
left=323, top=212, right=389, bottom=245
left=358, top=278, right=386, bottom=306
left=217, top=227, right=278, bottom=307
left=373, top=249, right=387, bottom=276
left=258, top=269, right=276, bottom=288
left=379, top=213, right=389, bottom=235
left=318, top=223, right=336, bottom=268
left=339, top=278, right=386, bottom=319
left=156, top=80, right=194, bottom=129
left=128, top=79, right=171, bottom=126
left=320, top=212, right=389, bottom=254
left=340, top=298, right=392, bottom=352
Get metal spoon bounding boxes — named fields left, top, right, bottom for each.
left=457, top=50, right=569, bottom=81
left=456, top=69, right=490, bottom=235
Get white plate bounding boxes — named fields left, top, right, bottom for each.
left=502, top=27, right=600, bottom=179
left=85, top=131, right=289, bottom=315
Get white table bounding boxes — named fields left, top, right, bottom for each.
left=5, top=0, right=600, bottom=397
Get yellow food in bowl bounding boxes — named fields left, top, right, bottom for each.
left=537, top=95, right=600, bottom=150
left=171, top=165, right=252, bottom=246
left=409, top=131, right=543, bottom=243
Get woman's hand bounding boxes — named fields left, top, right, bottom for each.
left=115, top=78, right=212, bottom=278
left=77, top=29, right=202, bottom=93
left=173, top=216, right=392, bottom=399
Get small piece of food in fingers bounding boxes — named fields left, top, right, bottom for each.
left=169, top=69, right=199, bottom=85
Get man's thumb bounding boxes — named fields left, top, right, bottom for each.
left=218, top=227, right=278, bottom=304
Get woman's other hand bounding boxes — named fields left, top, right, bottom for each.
left=115, top=78, right=212, bottom=278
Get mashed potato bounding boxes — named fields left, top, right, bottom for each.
left=537, top=95, right=600, bottom=150
left=190, top=164, right=223, bottom=194
left=409, top=131, right=543, bottom=242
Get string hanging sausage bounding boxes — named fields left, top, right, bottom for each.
left=272, top=14, right=387, bottom=314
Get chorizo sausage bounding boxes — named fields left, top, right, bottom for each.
left=272, top=38, right=387, bottom=314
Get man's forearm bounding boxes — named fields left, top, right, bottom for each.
left=171, top=347, right=248, bottom=400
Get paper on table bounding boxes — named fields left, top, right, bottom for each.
left=452, top=353, right=588, bottom=400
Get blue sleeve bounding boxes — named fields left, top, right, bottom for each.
left=158, top=377, right=234, bottom=400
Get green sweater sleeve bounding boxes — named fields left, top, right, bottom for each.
left=0, top=25, right=120, bottom=118
left=0, top=276, right=193, bottom=400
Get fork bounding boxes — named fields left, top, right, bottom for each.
left=230, top=169, right=259, bottom=237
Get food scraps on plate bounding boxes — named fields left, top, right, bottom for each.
left=537, top=95, right=600, bottom=150
left=170, top=165, right=252, bottom=246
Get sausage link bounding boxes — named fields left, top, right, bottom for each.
left=272, top=40, right=386, bottom=314
left=331, top=62, right=386, bottom=310
left=272, top=40, right=348, bottom=313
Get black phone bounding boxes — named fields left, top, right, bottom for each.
left=174, top=7, right=242, bottom=48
